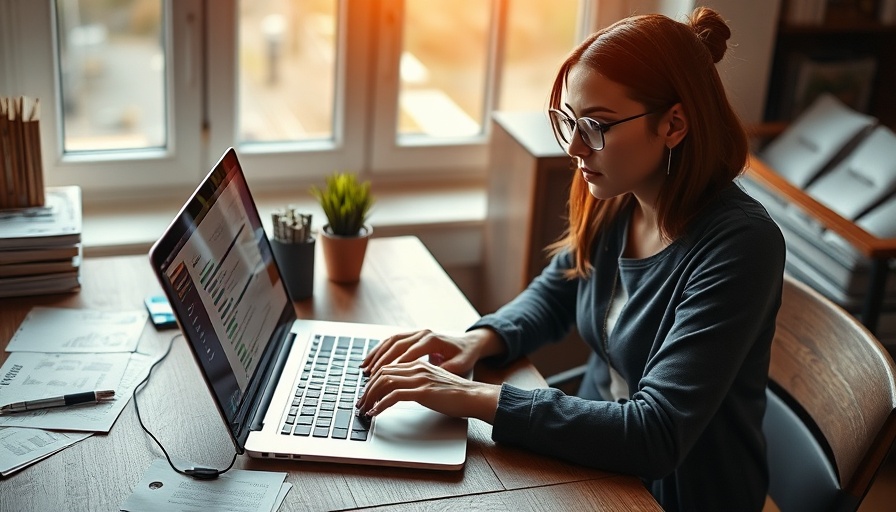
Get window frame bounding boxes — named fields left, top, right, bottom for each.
left=205, top=0, right=371, bottom=185
left=0, top=0, right=603, bottom=198
left=1, top=0, right=205, bottom=196
left=365, top=0, right=504, bottom=178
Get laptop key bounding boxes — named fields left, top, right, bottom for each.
left=353, top=414, right=371, bottom=431
left=281, top=335, right=377, bottom=441
left=281, top=424, right=292, bottom=435
left=334, top=409, right=352, bottom=430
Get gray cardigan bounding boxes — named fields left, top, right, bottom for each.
left=471, top=184, right=785, bottom=511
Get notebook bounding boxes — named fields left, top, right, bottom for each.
left=148, top=147, right=467, bottom=470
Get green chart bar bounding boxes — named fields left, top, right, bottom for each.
left=199, top=260, right=214, bottom=286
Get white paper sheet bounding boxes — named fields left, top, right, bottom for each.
left=6, top=306, right=148, bottom=353
left=120, top=458, right=290, bottom=512
left=0, top=351, right=130, bottom=431
left=0, top=426, right=92, bottom=476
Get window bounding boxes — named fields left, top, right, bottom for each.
left=1, top=0, right=202, bottom=192
left=499, top=0, right=580, bottom=112
left=237, top=0, right=338, bottom=144
left=0, top=0, right=586, bottom=196
left=56, top=0, right=167, bottom=152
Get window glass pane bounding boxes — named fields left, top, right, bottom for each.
left=499, top=0, right=578, bottom=112
left=238, top=0, right=337, bottom=143
left=56, top=0, right=166, bottom=152
left=398, top=0, right=490, bottom=140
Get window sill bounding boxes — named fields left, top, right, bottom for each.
left=81, top=184, right=487, bottom=268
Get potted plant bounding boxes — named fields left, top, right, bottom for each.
left=310, top=172, right=375, bottom=283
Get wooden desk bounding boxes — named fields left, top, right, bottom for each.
left=0, top=236, right=660, bottom=511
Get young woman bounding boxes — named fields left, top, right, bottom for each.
left=357, top=7, right=785, bottom=511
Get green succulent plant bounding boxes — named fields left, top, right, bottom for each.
left=310, top=172, right=375, bottom=237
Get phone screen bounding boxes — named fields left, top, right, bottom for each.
left=144, top=295, right=177, bottom=329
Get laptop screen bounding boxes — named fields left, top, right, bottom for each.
left=149, top=148, right=296, bottom=440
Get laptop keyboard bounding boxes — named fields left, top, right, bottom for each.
left=280, top=334, right=378, bottom=440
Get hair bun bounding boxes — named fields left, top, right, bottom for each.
left=688, top=7, right=731, bottom=64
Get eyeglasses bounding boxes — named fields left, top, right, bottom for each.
left=548, top=108, right=659, bottom=151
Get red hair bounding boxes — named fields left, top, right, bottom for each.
left=548, top=7, right=748, bottom=278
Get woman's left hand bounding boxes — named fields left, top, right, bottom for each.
left=356, top=360, right=501, bottom=424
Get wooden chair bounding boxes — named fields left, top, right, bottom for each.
left=763, top=274, right=896, bottom=512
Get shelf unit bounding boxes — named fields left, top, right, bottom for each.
left=764, top=1, right=896, bottom=128
left=482, top=111, right=590, bottom=380
left=746, top=155, right=896, bottom=336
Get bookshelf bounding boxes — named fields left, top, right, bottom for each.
left=764, top=0, right=896, bottom=129
left=746, top=156, right=896, bottom=338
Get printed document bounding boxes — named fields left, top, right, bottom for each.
left=120, top=458, right=291, bottom=512
left=0, top=426, right=92, bottom=476
left=0, top=351, right=130, bottom=431
left=6, top=306, right=147, bottom=353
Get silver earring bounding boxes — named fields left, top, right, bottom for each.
left=666, top=146, right=672, bottom=176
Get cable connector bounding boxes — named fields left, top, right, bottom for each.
left=184, top=467, right=221, bottom=480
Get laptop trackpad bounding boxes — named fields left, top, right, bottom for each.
left=371, top=405, right=467, bottom=444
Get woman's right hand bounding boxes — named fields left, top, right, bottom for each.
left=360, top=328, right=505, bottom=377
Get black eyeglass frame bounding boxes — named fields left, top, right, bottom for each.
left=548, top=108, right=662, bottom=151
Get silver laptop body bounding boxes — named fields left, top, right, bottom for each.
left=148, top=148, right=467, bottom=470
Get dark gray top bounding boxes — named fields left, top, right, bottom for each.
left=471, top=184, right=785, bottom=511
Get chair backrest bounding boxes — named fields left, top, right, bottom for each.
left=764, top=275, right=896, bottom=512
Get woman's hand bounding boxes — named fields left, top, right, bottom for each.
left=355, top=359, right=501, bottom=423
left=361, top=328, right=505, bottom=378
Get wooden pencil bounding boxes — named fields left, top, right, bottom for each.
left=0, top=97, right=9, bottom=208
left=8, top=98, right=22, bottom=207
left=21, top=97, right=36, bottom=206
left=29, top=98, right=44, bottom=206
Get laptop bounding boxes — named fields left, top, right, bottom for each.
left=148, top=147, right=467, bottom=470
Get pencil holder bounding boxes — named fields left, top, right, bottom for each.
left=1, top=96, right=45, bottom=209
left=270, top=236, right=315, bottom=300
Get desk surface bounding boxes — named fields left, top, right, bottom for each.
left=0, top=236, right=660, bottom=511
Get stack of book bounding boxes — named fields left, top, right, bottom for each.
left=0, top=186, right=82, bottom=297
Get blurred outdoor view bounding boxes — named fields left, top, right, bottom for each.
left=56, top=0, right=577, bottom=152
left=56, top=0, right=166, bottom=151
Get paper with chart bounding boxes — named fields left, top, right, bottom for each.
left=0, top=351, right=130, bottom=431
left=120, top=458, right=291, bottom=512
left=5, top=306, right=148, bottom=353
left=0, top=426, right=92, bottom=476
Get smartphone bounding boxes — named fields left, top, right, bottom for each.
left=144, top=295, right=177, bottom=330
